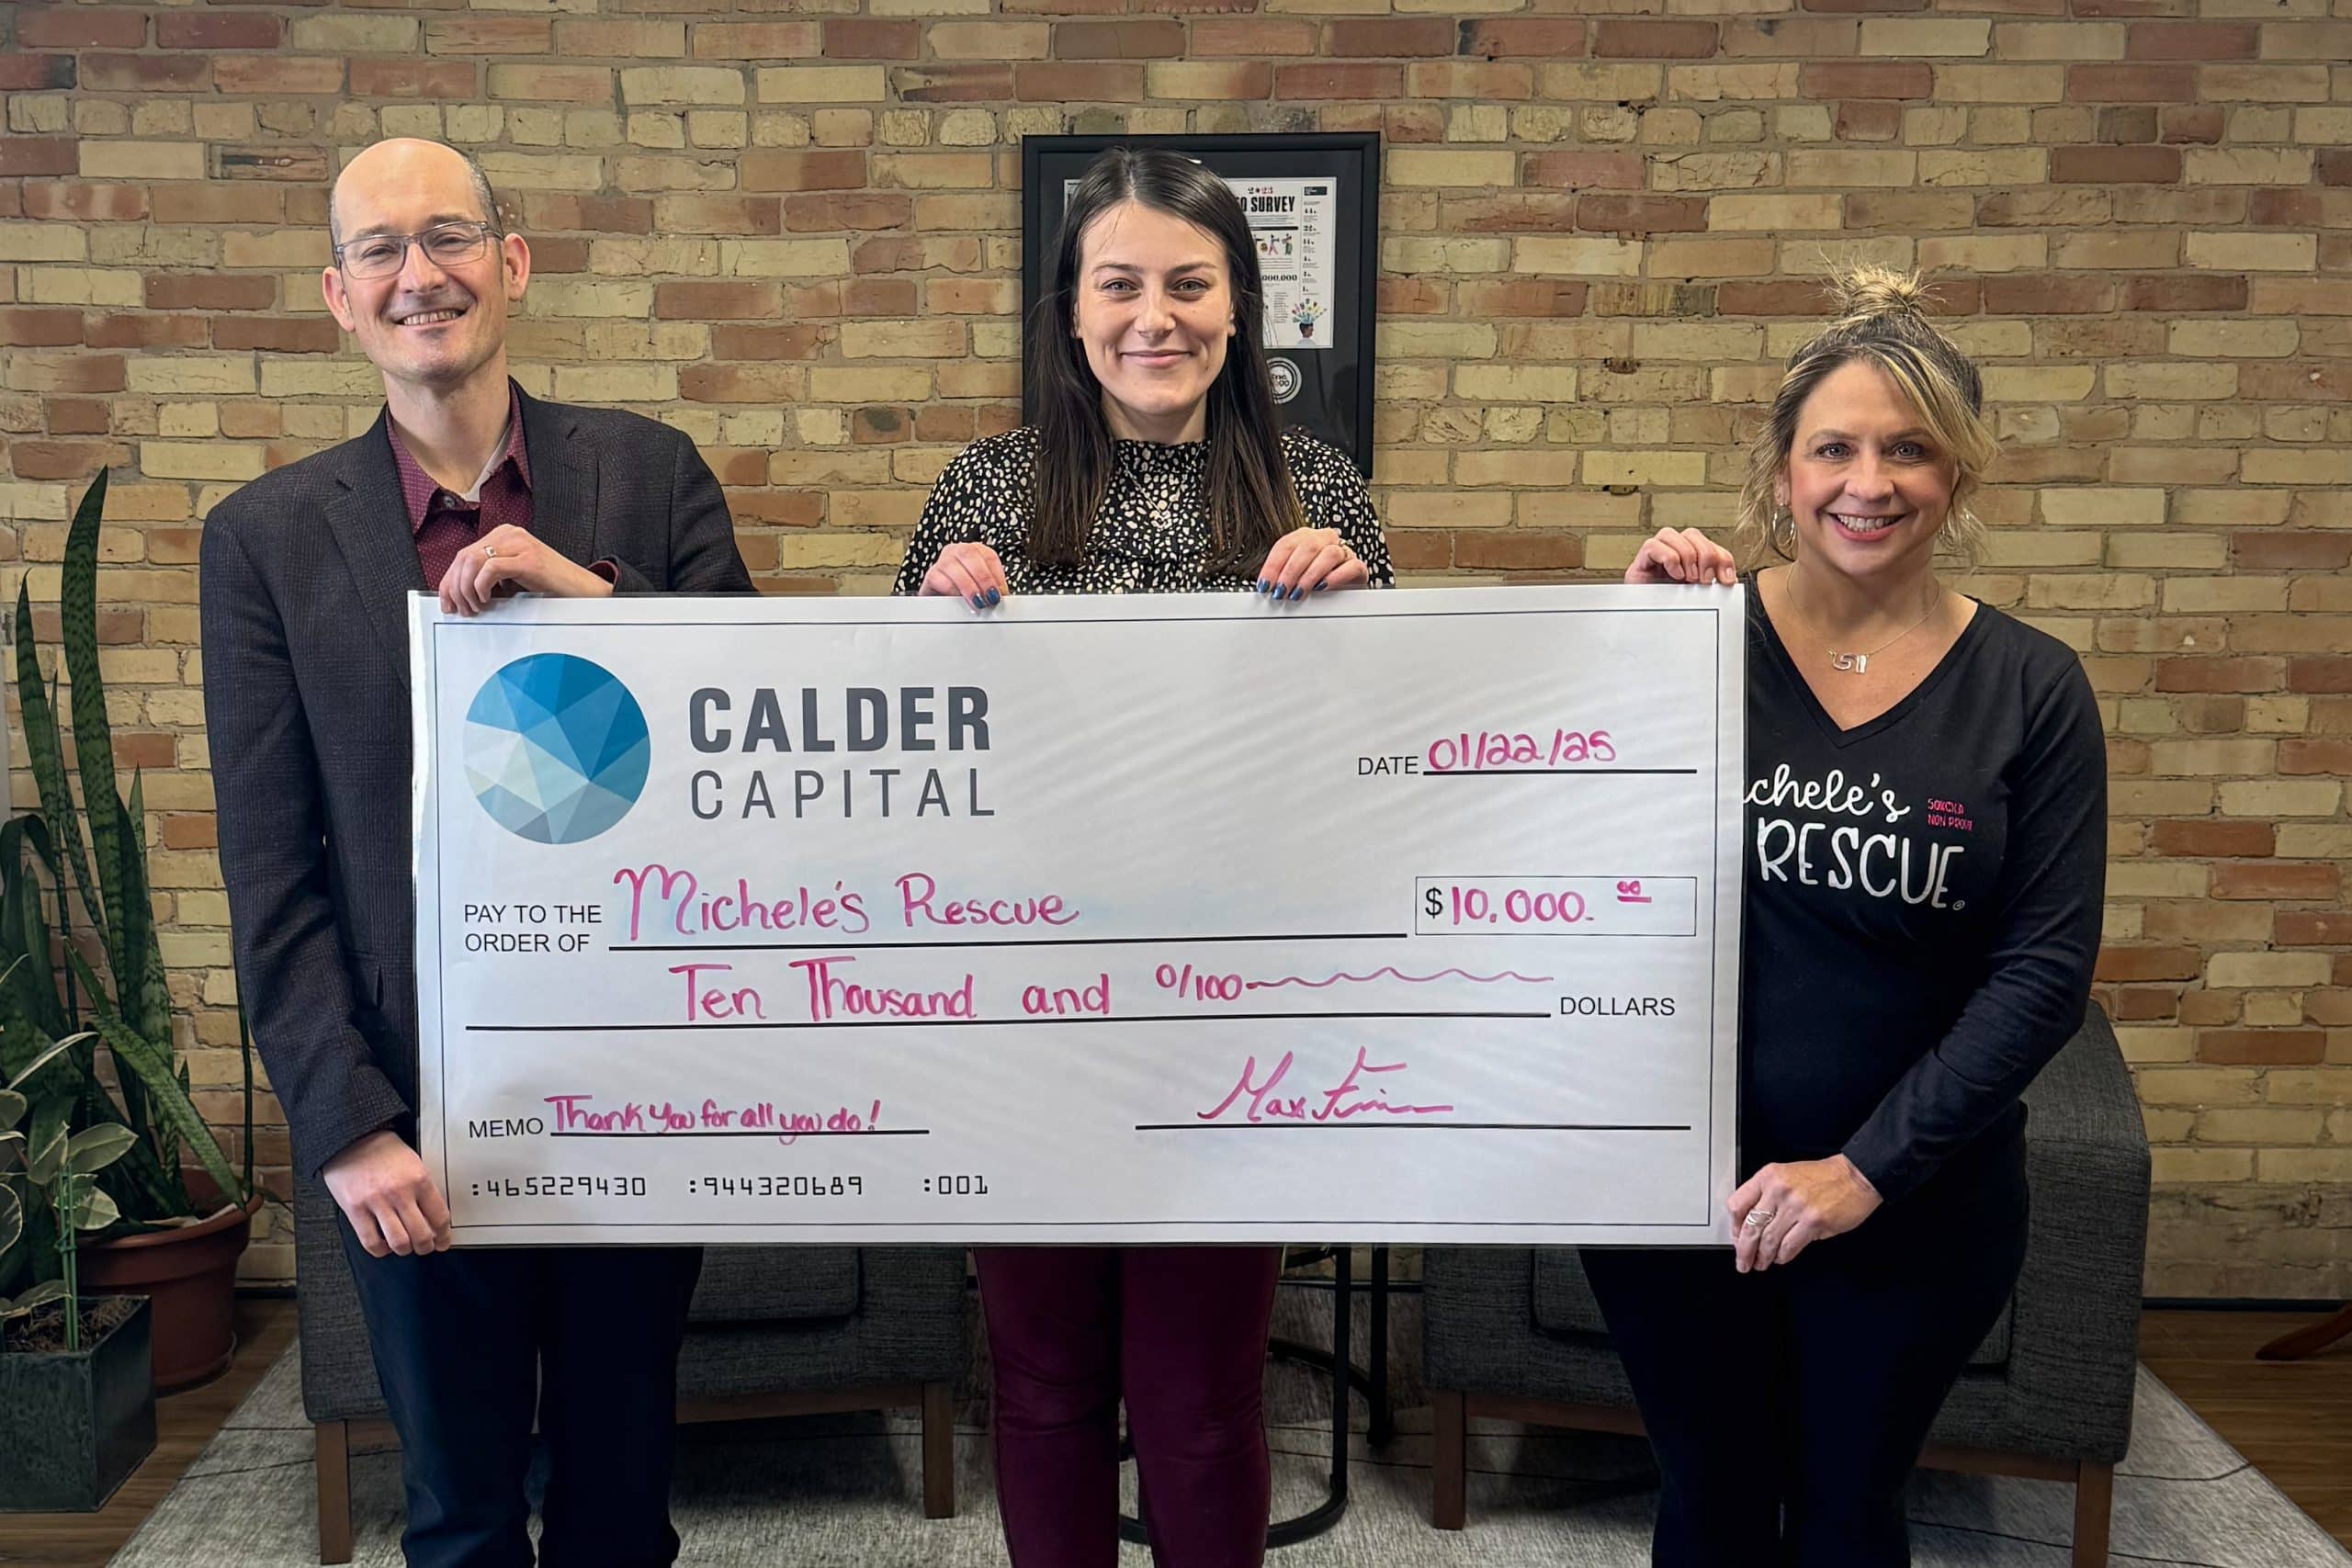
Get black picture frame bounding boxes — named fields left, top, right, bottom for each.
left=1019, top=132, right=1382, bottom=479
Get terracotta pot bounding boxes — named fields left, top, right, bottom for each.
left=79, top=1181, right=263, bottom=1392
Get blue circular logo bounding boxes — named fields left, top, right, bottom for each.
left=465, top=654, right=650, bottom=845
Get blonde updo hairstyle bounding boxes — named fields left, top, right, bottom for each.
left=1736, top=266, right=1998, bottom=564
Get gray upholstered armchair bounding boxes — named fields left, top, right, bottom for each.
left=295, top=1190, right=967, bottom=1564
left=1423, top=1003, right=2148, bottom=1568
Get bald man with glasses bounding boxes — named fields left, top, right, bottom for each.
left=200, top=138, right=752, bottom=1567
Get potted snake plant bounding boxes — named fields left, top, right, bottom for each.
left=0, top=469, right=257, bottom=1392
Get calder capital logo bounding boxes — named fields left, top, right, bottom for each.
left=466, top=654, right=649, bottom=845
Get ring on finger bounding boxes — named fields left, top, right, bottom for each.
left=1743, top=1208, right=1774, bottom=1228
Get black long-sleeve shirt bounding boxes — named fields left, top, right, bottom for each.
left=1739, top=588, right=2107, bottom=1203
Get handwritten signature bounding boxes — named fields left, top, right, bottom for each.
left=1196, top=1048, right=1454, bottom=1125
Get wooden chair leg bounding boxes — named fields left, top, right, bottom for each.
left=314, top=1420, right=353, bottom=1565
left=921, top=1380, right=956, bottom=1519
left=1431, top=1388, right=1467, bottom=1530
left=2072, top=1460, right=2113, bottom=1568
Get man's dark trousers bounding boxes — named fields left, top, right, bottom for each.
left=338, top=1233, right=703, bottom=1568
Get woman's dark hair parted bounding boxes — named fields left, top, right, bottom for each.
left=1027, top=145, right=1305, bottom=573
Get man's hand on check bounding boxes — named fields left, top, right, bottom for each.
left=919, top=543, right=1009, bottom=609
left=439, top=524, right=615, bottom=616
left=323, top=1129, right=455, bottom=1258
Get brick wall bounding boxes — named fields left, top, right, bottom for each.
left=1, top=1, right=2346, bottom=1296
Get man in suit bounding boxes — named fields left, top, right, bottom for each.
left=200, top=138, right=752, bottom=1567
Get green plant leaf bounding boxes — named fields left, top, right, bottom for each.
left=16, top=814, right=60, bottom=914
left=17, top=813, right=59, bottom=898
left=4, top=837, right=67, bottom=1043
left=2, top=1276, right=69, bottom=1319
left=25, top=1096, right=68, bottom=1186
left=105, top=782, right=161, bottom=1149
left=72, top=1185, right=119, bottom=1231
left=65, top=1122, right=135, bottom=1174
left=13, top=588, right=101, bottom=941
left=61, top=473, right=131, bottom=996
left=0, top=1180, right=18, bottom=1255
left=239, top=1001, right=254, bottom=1196
left=63, top=957, right=243, bottom=1206
left=48, top=977, right=187, bottom=1222
left=0, top=1002, right=53, bottom=1093
left=0, top=1087, right=23, bottom=1132
left=123, top=774, right=172, bottom=1056
left=0, top=819, right=24, bottom=963
left=6, top=1030, right=96, bottom=1095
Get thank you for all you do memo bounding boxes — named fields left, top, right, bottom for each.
left=411, top=586, right=1745, bottom=1247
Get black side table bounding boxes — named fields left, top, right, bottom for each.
left=1119, top=1245, right=1393, bottom=1550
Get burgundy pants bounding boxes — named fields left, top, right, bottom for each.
left=976, top=1246, right=1284, bottom=1568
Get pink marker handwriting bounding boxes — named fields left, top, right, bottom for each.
left=1243, top=966, right=1555, bottom=990
left=673, top=962, right=765, bottom=1021
left=896, top=871, right=1078, bottom=931
left=789, top=953, right=978, bottom=1022
left=613, top=862, right=871, bottom=942
left=1426, top=728, right=1616, bottom=773
left=544, top=1093, right=881, bottom=1145
left=1196, top=1048, right=1454, bottom=1125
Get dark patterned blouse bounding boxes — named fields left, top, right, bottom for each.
left=891, top=425, right=1394, bottom=596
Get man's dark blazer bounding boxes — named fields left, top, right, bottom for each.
left=200, top=386, right=754, bottom=1181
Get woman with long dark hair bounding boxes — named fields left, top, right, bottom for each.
left=893, top=146, right=1393, bottom=1567
left=1597, top=268, right=2107, bottom=1564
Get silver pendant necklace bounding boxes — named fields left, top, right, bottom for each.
left=1785, top=577, right=1941, bottom=675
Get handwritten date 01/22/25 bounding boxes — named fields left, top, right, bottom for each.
left=1356, top=730, right=1619, bottom=778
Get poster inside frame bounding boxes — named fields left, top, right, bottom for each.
left=1020, top=133, right=1381, bottom=479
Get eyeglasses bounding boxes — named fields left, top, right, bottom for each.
left=333, top=220, right=500, bottom=281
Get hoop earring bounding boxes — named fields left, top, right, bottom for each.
left=1770, top=507, right=1796, bottom=560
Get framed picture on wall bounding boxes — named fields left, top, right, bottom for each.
left=1020, top=132, right=1382, bottom=479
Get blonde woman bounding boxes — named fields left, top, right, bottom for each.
left=1597, top=269, right=2107, bottom=1565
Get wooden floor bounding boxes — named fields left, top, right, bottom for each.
left=4, top=1300, right=2347, bottom=1564
left=2137, top=1308, right=2352, bottom=1551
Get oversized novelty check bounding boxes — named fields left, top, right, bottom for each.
left=413, top=585, right=1744, bottom=1246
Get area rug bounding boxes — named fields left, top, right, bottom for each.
left=111, top=1288, right=2350, bottom=1567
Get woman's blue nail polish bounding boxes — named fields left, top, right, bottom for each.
left=970, top=594, right=984, bottom=608
left=1253, top=580, right=1267, bottom=594
left=985, top=589, right=1000, bottom=605
left=1313, top=581, right=1328, bottom=593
